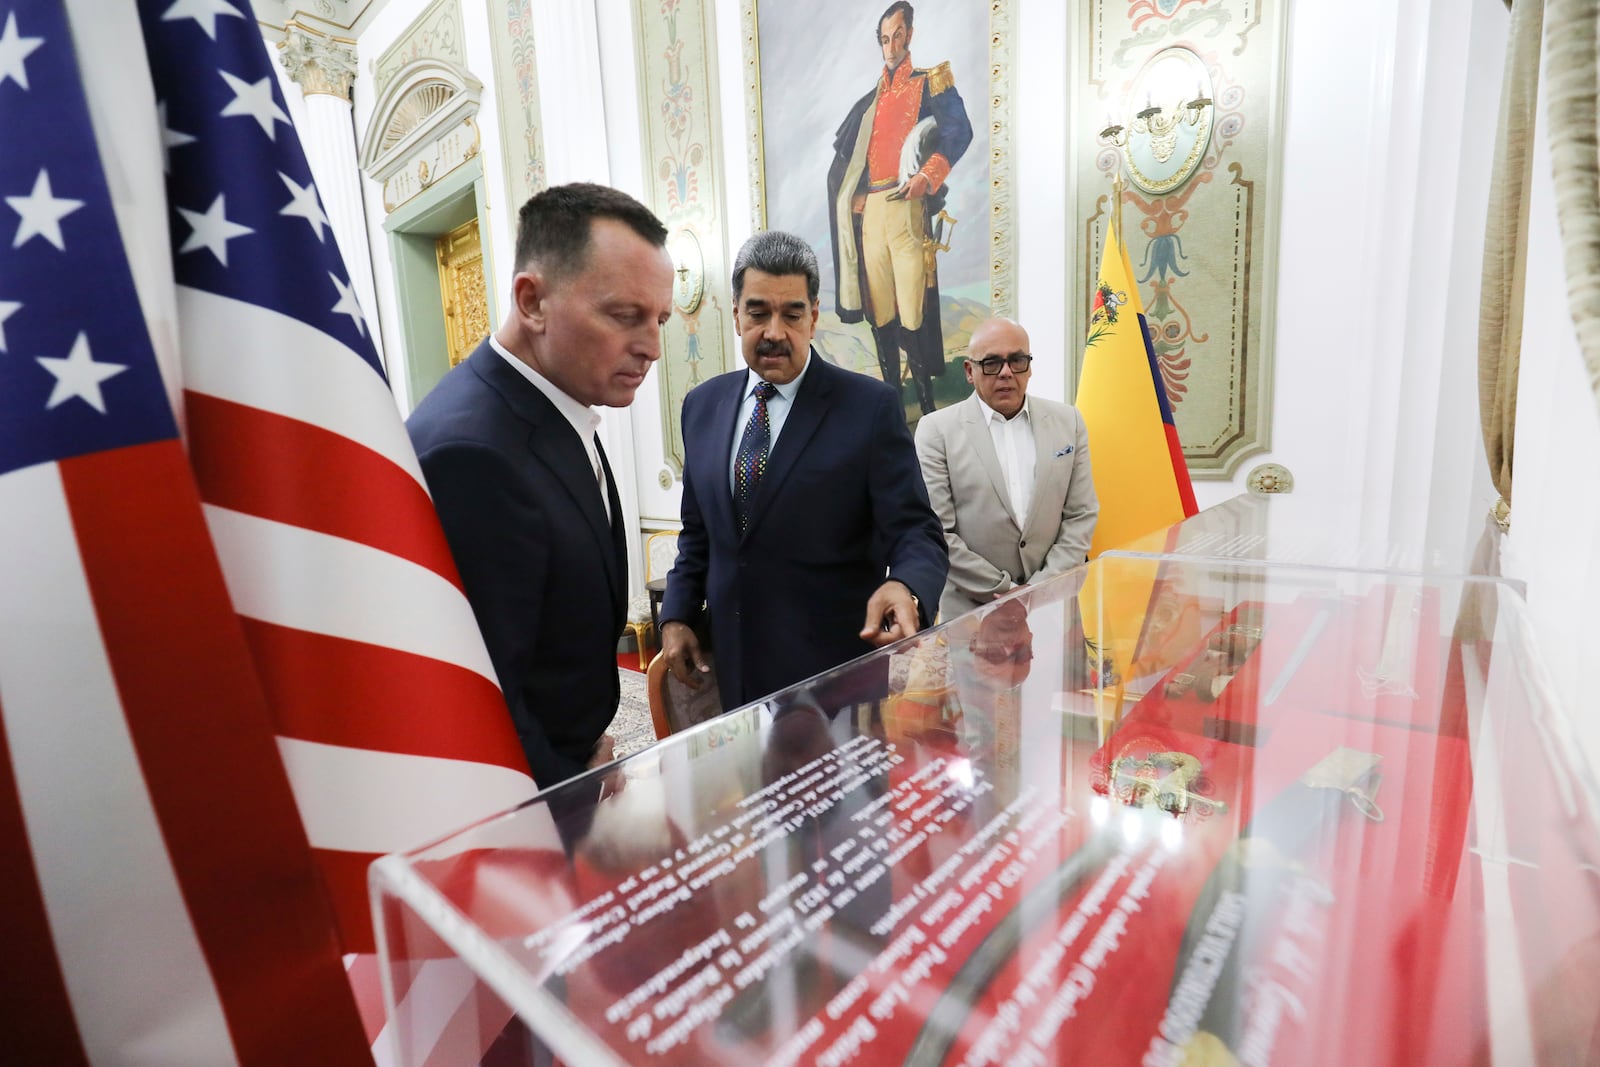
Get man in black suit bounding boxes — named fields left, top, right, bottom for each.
left=407, top=183, right=673, bottom=787
left=658, top=230, right=948, bottom=709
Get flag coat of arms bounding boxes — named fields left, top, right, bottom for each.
left=1076, top=215, right=1199, bottom=558
left=1, top=0, right=535, bottom=1060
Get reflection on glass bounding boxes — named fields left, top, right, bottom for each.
left=373, top=499, right=1600, bottom=1066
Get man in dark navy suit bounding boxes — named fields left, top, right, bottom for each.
left=659, top=230, right=948, bottom=710
left=407, top=184, right=673, bottom=787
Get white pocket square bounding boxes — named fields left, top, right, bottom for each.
left=1054, top=446, right=1074, bottom=457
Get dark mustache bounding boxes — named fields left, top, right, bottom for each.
left=756, top=340, right=791, bottom=357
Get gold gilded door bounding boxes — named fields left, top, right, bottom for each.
left=436, top=219, right=489, bottom=367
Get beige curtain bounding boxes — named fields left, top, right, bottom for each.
left=1546, top=0, right=1600, bottom=422
left=1478, top=0, right=1545, bottom=512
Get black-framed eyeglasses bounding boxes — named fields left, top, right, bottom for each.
left=973, top=353, right=1033, bottom=375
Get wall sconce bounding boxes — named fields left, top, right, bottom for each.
left=1098, top=46, right=1215, bottom=196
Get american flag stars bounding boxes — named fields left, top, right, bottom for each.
left=37, top=333, right=128, bottom=414
left=0, top=10, right=43, bottom=90
left=158, top=101, right=196, bottom=173
left=7, top=170, right=83, bottom=251
left=1, top=0, right=372, bottom=445
left=279, top=171, right=330, bottom=241
left=159, top=0, right=244, bottom=41
left=176, top=193, right=254, bottom=265
left=0, top=300, right=19, bottom=352
left=143, top=0, right=375, bottom=368
left=329, top=273, right=367, bottom=336
left=1, top=3, right=177, bottom=471
left=218, top=68, right=290, bottom=139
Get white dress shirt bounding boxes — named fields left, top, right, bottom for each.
left=490, top=336, right=610, bottom=520
left=727, top=358, right=812, bottom=496
left=978, top=394, right=1035, bottom=522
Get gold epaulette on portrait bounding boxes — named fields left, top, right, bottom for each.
left=922, top=60, right=955, bottom=96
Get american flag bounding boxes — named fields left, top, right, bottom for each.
left=0, top=0, right=535, bottom=1061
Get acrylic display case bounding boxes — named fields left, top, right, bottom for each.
left=371, top=497, right=1600, bottom=1065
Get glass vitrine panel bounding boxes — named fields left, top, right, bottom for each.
left=372, top=503, right=1598, bottom=1065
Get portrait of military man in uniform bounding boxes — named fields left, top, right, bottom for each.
left=827, top=2, right=972, bottom=416
left=748, top=0, right=1000, bottom=425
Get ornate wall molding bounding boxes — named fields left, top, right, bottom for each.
left=278, top=19, right=357, bottom=100
left=485, top=0, right=548, bottom=211
left=633, top=0, right=734, bottom=477
left=987, top=0, right=1015, bottom=319
left=358, top=58, right=483, bottom=212
left=372, top=0, right=465, bottom=99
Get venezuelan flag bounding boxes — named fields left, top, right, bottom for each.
left=1077, top=212, right=1200, bottom=720
left=1077, top=216, right=1198, bottom=557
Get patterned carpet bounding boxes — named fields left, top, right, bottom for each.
left=612, top=667, right=657, bottom=759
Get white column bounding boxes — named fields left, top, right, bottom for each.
left=278, top=21, right=385, bottom=364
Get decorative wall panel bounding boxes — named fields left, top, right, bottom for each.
left=374, top=0, right=466, bottom=98
left=485, top=0, right=547, bottom=211
left=634, top=0, right=735, bottom=477
left=1074, top=0, right=1286, bottom=477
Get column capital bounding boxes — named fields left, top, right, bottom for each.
left=278, top=19, right=357, bottom=102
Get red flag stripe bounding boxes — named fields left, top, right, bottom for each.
left=204, top=504, right=499, bottom=682
left=179, top=287, right=423, bottom=478
left=63, top=443, right=371, bottom=1063
left=323, top=848, right=388, bottom=957
left=0, top=699, right=92, bottom=1067
left=242, top=619, right=525, bottom=770
left=187, top=392, right=464, bottom=591
left=1163, top=423, right=1199, bottom=517
left=2, top=461, right=243, bottom=1063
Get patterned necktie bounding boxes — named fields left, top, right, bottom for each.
left=733, top=381, right=779, bottom=532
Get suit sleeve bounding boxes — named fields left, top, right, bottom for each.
left=870, top=389, right=950, bottom=627
left=417, top=440, right=587, bottom=786
left=660, top=393, right=710, bottom=628
left=1032, top=410, right=1099, bottom=582
left=914, top=413, right=1014, bottom=604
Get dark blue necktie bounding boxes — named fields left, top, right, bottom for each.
left=733, top=381, right=779, bottom=532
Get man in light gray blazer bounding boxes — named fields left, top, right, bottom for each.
left=914, top=318, right=1099, bottom=620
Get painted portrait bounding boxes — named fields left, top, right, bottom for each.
left=744, top=0, right=1014, bottom=426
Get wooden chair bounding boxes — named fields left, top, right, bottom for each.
left=645, top=649, right=721, bottom=740
left=643, top=530, right=680, bottom=632
left=623, top=531, right=682, bottom=671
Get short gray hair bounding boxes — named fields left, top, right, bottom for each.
left=732, top=231, right=820, bottom=304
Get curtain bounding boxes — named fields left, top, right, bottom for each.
left=1478, top=0, right=1546, bottom=513
left=1546, top=0, right=1600, bottom=426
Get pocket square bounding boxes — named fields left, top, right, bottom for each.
left=1054, top=446, right=1074, bottom=457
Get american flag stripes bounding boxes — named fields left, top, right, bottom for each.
left=1, top=0, right=536, bottom=1060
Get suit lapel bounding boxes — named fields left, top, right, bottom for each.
left=959, top=393, right=1018, bottom=527
left=472, top=345, right=620, bottom=599
left=742, top=352, right=833, bottom=540
left=697, top=374, right=746, bottom=541
left=1020, top=401, right=1068, bottom=535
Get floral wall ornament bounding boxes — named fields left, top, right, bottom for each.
left=1076, top=0, right=1286, bottom=479
left=487, top=0, right=549, bottom=211
left=634, top=0, right=734, bottom=484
